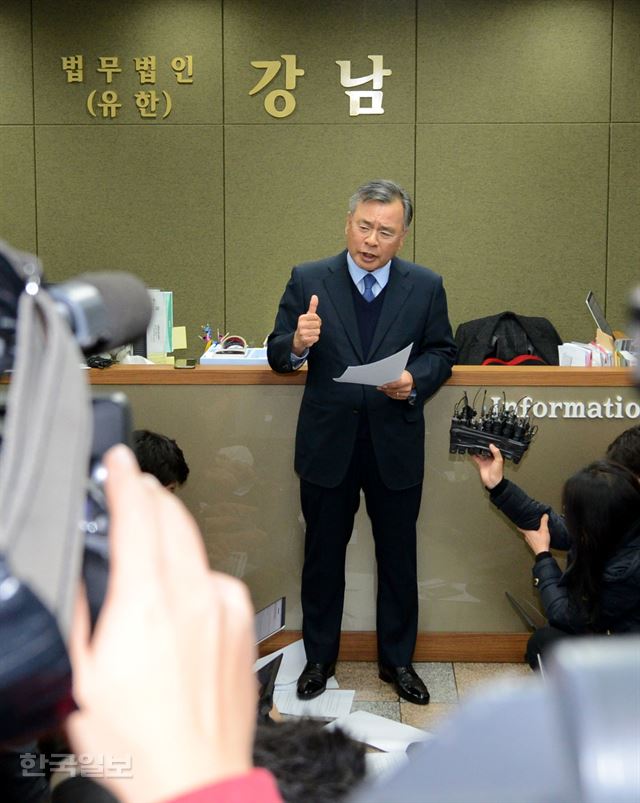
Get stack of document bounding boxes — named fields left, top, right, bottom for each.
left=558, top=329, right=637, bottom=367
left=147, top=289, right=174, bottom=360
left=558, top=342, right=592, bottom=366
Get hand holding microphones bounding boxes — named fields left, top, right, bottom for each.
left=292, top=294, right=321, bottom=356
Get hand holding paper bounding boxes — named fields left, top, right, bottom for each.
left=334, top=343, right=413, bottom=388
left=378, top=369, right=414, bottom=401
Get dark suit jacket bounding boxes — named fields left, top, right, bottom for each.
left=267, top=251, right=456, bottom=490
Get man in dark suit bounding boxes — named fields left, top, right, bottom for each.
left=267, top=180, right=456, bottom=705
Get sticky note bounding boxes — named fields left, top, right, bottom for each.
left=172, top=326, right=187, bottom=351
left=148, top=353, right=175, bottom=365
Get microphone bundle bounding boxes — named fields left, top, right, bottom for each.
left=449, top=390, right=537, bottom=464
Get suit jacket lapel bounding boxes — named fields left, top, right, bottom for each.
left=322, top=253, right=364, bottom=361
left=368, top=260, right=413, bottom=360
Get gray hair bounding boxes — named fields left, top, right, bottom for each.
left=348, top=179, right=413, bottom=229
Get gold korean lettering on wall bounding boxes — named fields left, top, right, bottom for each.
left=335, top=55, right=392, bottom=116
left=249, top=54, right=305, bottom=118
left=60, top=54, right=194, bottom=120
left=248, top=54, right=392, bottom=118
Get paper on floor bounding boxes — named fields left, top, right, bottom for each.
left=273, top=688, right=355, bottom=718
left=255, top=639, right=340, bottom=688
left=254, top=639, right=307, bottom=685
left=272, top=676, right=339, bottom=690
left=365, top=751, right=410, bottom=780
left=325, top=710, right=432, bottom=752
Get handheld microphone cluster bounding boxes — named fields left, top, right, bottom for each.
left=449, top=390, right=537, bottom=464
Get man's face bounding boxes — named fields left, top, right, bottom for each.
left=345, top=199, right=407, bottom=272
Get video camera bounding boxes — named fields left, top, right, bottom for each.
left=449, top=390, right=537, bottom=464
left=0, top=241, right=151, bottom=742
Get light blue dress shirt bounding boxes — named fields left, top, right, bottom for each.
left=346, top=253, right=391, bottom=297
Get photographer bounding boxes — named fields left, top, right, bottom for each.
left=473, top=437, right=640, bottom=667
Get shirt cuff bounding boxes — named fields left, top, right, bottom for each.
left=290, top=350, right=308, bottom=368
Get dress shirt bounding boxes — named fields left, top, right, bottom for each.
left=346, top=252, right=390, bottom=297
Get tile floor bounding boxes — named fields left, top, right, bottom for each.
left=335, top=661, right=532, bottom=732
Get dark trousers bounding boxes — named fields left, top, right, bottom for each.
left=300, top=439, right=422, bottom=667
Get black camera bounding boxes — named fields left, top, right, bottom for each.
left=449, top=390, right=537, bottom=464
left=82, top=395, right=133, bottom=627
left=0, top=241, right=150, bottom=742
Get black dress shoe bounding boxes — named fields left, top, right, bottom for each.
left=379, top=664, right=430, bottom=705
left=296, top=661, right=336, bottom=700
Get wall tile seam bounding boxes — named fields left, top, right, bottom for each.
left=13, top=121, right=636, bottom=127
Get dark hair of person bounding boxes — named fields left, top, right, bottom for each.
left=563, top=459, right=640, bottom=625
left=606, top=425, right=640, bottom=476
left=253, top=719, right=366, bottom=803
left=131, top=429, right=190, bottom=487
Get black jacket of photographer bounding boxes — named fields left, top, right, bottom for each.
left=489, top=478, right=640, bottom=635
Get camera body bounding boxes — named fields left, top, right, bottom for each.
left=83, top=395, right=132, bottom=628
left=0, top=393, right=131, bottom=741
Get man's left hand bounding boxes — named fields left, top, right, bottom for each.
left=378, top=370, right=414, bottom=401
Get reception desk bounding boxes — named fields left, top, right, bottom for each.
left=89, top=366, right=635, bottom=660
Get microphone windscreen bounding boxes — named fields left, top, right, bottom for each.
left=76, top=272, right=153, bottom=352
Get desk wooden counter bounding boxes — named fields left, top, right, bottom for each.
left=87, top=364, right=634, bottom=386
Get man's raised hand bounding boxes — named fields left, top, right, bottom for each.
left=292, top=294, right=322, bottom=356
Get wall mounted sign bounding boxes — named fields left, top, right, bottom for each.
left=249, top=54, right=392, bottom=118
left=61, top=54, right=194, bottom=119
left=62, top=52, right=394, bottom=120
left=493, top=395, right=640, bottom=420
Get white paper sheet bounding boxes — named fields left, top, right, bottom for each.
left=325, top=710, right=431, bottom=752
left=271, top=676, right=339, bottom=691
left=365, top=751, right=410, bottom=780
left=333, top=343, right=413, bottom=386
left=273, top=689, right=355, bottom=718
left=254, top=639, right=307, bottom=685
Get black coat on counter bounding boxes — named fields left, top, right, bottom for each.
left=455, top=311, right=563, bottom=365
